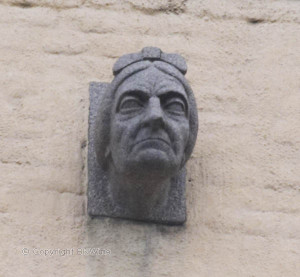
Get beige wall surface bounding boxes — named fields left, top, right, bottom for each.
left=0, top=0, right=299, bottom=276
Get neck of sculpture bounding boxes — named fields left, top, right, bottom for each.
left=108, top=165, right=171, bottom=217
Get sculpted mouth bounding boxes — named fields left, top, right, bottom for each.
left=134, top=138, right=170, bottom=147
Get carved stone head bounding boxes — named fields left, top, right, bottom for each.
left=89, top=47, right=198, bottom=224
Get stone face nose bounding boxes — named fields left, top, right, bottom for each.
left=144, top=97, right=164, bottom=129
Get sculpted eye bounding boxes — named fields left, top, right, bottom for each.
left=119, top=97, right=143, bottom=114
left=164, top=98, right=186, bottom=116
left=166, top=101, right=185, bottom=112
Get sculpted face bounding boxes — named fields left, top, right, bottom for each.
left=108, top=66, right=190, bottom=180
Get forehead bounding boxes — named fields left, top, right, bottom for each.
left=115, top=66, right=187, bottom=99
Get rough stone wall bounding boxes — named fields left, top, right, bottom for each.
left=0, top=1, right=299, bottom=276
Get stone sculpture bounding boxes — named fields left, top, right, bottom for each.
left=88, top=47, right=198, bottom=225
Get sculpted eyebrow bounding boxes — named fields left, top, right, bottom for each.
left=119, top=90, right=149, bottom=101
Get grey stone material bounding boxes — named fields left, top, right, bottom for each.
left=88, top=47, right=198, bottom=225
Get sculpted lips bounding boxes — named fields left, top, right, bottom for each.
left=132, top=137, right=171, bottom=151
left=135, top=137, right=170, bottom=146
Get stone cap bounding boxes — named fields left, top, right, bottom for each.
left=113, top=47, right=187, bottom=76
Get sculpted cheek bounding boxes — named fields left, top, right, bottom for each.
left=114, top=123, right=124, bottom=143
left=169, top=120, right=189, bottom=152
left=112, top=118, right=139, bottom=157
left=180, top=127, right=190, bottom=152
left=182, top=123, right=190, bottom=144
left=111, top=118, right=126, bottom=144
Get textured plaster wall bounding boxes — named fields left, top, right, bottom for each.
left=0, top=1, right=299, bottom=276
